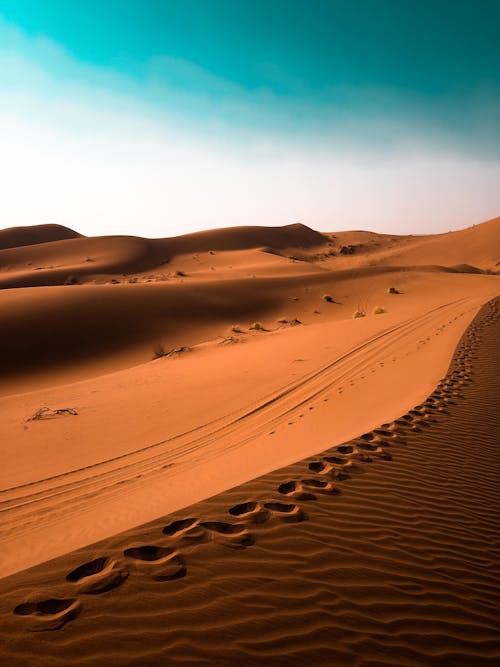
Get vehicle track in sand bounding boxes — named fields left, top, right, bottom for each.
left=0, top=296, right=484, bottom=550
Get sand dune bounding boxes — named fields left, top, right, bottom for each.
left=0, top=222, right=326, bottom=289
left=0, top=223, right=82, bottom=251
left=379, top=217, right=500, bottom=271
left=0, top=217, right=499, bottom=665
left=0, top=297, right=498, bottom=666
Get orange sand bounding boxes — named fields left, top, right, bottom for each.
left=0, top=218, right=499, bottom=665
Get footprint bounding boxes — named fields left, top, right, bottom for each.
left=336, top=444, right=354, bottom=454
left=373, top=429, right=394, bottom=438
left=308, top=461, right=326, bottom=473
left=228, top=501, right=269, bottom=524
left=323, top=455, right=345, bottom=465
left=124, top=545, right=175, bottom=562
left=301, top=478, right=328, bottom=488
left=264, top=502, right=306, bottom=522
left=277, top=481, right=316, bottom=501
left=200, top=521, right=254, bottom=549
left=200, top=521, right=245, bottom=535
left=152, top=554, right=187, bottom=582
left=357, top=442, right=377, bottom=451
left=277, top=481, right=298, bottom=495
left=124, top=546, right=187, bottom=580
left=301, top=479, right=340, bottom=495
left=66, top=557, right=128, bottom=594
left=229, top=501, right=258, bottom=516
left=13, top=598, right=81, bottom=631
left=162, top=518, right=199, bottom=537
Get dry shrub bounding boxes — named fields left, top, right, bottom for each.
left=249, top=322, right=266, bottom=331
left=27, top=407, right=78, bottom=421
left=277, top=318, right=302, bottom=327
left=153, top=344, right=190, bottom=360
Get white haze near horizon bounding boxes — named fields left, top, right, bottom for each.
left=2, top=101, right=499, bottom=239
left=1, top=24, right=499, bottom=238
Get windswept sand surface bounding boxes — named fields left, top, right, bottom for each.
left=0, top=218, right=499, bottom=665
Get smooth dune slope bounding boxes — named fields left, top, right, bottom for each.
left=378, top=216, right=500, bottom=271
left=0, top=298, right=498, bottom=666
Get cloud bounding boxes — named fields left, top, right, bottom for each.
left=0, top=17, right=498, bottom=236
left=2, top=16, right=499, bottom=159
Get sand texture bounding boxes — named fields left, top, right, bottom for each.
left=0, top=219, right=499, bottom=665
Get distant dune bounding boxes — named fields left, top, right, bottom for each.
left=0, top=223, right=82, bottom=250
left=0, top=216, right=498, bottom=666
left=0, top=218, right=497, bottom=393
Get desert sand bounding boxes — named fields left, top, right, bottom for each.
left=0, top=217, right=499, bottom=666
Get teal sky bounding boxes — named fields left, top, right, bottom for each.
left=0, top=1, right=499, bottom=235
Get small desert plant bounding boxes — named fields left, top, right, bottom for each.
left=323, top=294, right=335, bottom=303
left=231, top=324, right=244, bottom=334
left=374, top=306, right=386, bottom=315
left=27, top=406, right=78, bottom=421
left=175, top=270, right=186, bottom=277
left=277, top=318, right=302, bottom=327
left=153, top=343, right=168, bottom=359
left=249, top=321, right=265, bottom=331
left=353, top=310, right=366, bottom=319
left=153, top=344, right=190, bottom=360
left=388, top=287, right=401, bottom=294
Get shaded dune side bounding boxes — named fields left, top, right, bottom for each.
left=0, top=224, right=82, bottom=251
left=1, top=298, right=499, bottom=666
left=0, top=223, right=328, bottom=288
left=0, top=264, right=486, bottom=388
left=0, top=236, right=158, bottom=288
left=0, top=279, right=282, bottom=381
